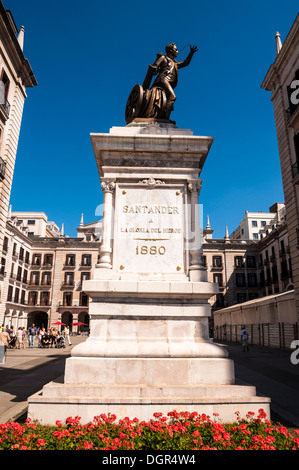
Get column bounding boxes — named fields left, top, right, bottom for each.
left=97, top=179, right=116, bottom=269
left=187, top=180, right=207, bottom=281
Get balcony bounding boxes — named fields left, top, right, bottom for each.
left=28, top=301, right=52, bottom=307
left=63, top=263, right=76, bottom=269
left=61, top=282, right=74, bottom=288
left=0, top=96, right=10, bottom=120
left=79, top=263, right=92, bottom=269
left=57, top=300, right=89, bottom=309
left=211, top=264, right=223, bottom=271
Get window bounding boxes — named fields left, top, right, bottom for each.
left=272, top=265, right=278, bottom=283
left=32, top=254, right=41, bottom=265
left=201, top=256, right=206, bottom=267
left=246, top=256, right=256, bottom=268
left=19, top=247, right=24, bottom=260
left=248, top=273, right=257, bottom=287
left=27, top=220, right=36, bottom=225
left=252, top=220, right=257, bottom=227
left=20, top=290, right=26, bottom=305
left=17, top=266, right=22, bottom=281
left=3, top=236, right=8, bottom=252
left=40, top=291, right=50, bottom=306
left=213, top=273, right=223, bottom=286
left=253, top=233, right=259, bottom=239
left=0, top=155, right=5, bottom=179
left=12, top=243, right=17, bottom=257
left=7, top=285, right=13, bottom=302
left=63, top=292, right=72, bottom=306
left=236, top=273, right=245, bottom=287
left=25, top=252, right=30, bottom=264
left=261, top=221, right=266, bottom=226
left=28, top=291, right=38, bottom=306
left=266, top=265, right=271, bottom=281
left=30, top=271, right=39, bottom=285
left=235, top=256, right=244, bottom=267
left=81, top=272, right=90, bottom=282
left=65, top=254, right=75, bottom=266
left=81, top=254, right=91, bottom=266
left=80, top=292, right=89, bottom=306
left=44, top=254, right=53, bottom=266
left=0, top=257, right=5, bottom=275
left=0, top=69, right=10, bottom=116
left=237, top=293, right=246, bottom=303
left=42, top=272, right=51, bottom=285
left=64, top=272, right=74, bottom=286
left=23, top=269, right=28, bottom=284
left=14, top=288, right=19, bottom=303
left=281, top=260, right=288, bottom=279
left=212, top=256, right=222, bottom=267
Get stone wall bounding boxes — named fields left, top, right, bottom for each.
left=213, top=290, right=297, bottom=349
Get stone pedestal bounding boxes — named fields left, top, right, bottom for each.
left=28, top=120, right=270, bottom=424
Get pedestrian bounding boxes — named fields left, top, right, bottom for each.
left=22, top=327, right=26, bottom=349
left=16, top=327, right=24, bottom=349
left=0, top=328, right=10, bottom=353
left=38, top=328, right=46, bottom=347
left=9, top=327, right=16, bottom=349
left=28, top=324, right=37, bottom=348
left=222, top=325, right=227, bottom=341
left=64, top=326, right=72, bottom=346
left=241, top=325, right=249, bottom=352
left=50, top=327, right=57, bottom=348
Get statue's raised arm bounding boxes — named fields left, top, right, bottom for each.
left=125, top=43, right=198, bottom=124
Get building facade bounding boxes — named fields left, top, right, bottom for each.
left=0, top=213, right=101, bottom=332
left=261, top=14, right=299, bottom=322
left=0, top=2, right=37, bottom=324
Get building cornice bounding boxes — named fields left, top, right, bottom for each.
left=0, top=1, right=37, bottom=88
left=261, top=13, right=299, bottom=92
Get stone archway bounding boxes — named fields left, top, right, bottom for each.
left=61, top=311, right=73, bottom=330
left=27, top=311, right=49, bottom=330
left=77, top=311, right=89, bottom=334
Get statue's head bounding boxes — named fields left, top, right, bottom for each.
left=165, top=43, right=178, bottom=58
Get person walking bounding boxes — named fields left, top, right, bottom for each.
left=0, top=329, right=10, bottom=353
left=241, top=325, right=249, bottom=352
left=28, top=324, right=37, bottom=348
left=16, top=327, right=24, bottom=349
left=64, top=326, right=72, bottom=346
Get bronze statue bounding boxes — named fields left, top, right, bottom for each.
left=125, top=43, right=198, bottom=124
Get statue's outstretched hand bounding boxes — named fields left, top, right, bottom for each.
left=190, top=45, right=198, bottom=54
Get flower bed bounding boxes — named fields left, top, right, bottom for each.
left=0, top=409, right=299, bottom=450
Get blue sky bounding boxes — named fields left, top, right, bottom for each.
left=5, top=0, right=299, bottom=238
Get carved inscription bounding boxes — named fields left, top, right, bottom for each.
left=116, top=187, right=184, bottom=273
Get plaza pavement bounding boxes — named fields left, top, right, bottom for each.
left=0, top=334, right=87, bottom=424
left=0, top=336, right=299, bottom=427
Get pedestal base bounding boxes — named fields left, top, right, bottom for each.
left=28, top=381, right=271, bottom=425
